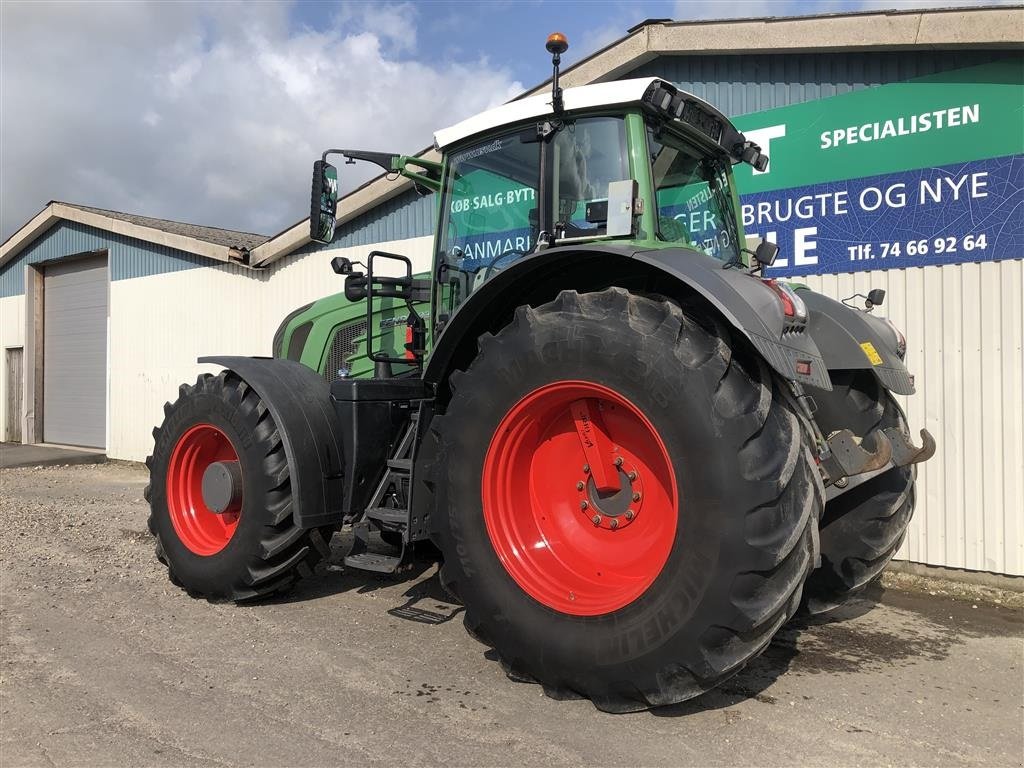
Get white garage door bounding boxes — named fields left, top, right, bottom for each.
left=43, top=255, right=108, bottom=447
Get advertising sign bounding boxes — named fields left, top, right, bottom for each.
left=730, top=60, right=1024, bottom=277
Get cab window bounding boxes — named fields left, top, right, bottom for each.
left=440, top=131, right=540, bottom=274
left=551, top=117, right=629, bottom=239
left=649, top=129, right=741, bottom=263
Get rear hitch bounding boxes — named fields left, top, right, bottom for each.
left=823, top=426, right=937, bottom=501
left=820, top=428, right=892, bottom=485
left=885, top=427, right=936, bottom=468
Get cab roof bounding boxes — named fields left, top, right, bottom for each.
left=433, top=77, right=728, bottom=150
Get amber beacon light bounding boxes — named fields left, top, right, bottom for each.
left=546, top=32, right=569, bottom=112
left=545, top=31, right=569, bottom=55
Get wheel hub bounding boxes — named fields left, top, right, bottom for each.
left=201, top=460, right=243, bottom=514
left=577, top=462, right=643, bottom=530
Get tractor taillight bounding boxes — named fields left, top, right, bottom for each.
left=883, top=318, right=907, bottom=359
left=405, top=326, right=415, bottom=361
left=763, top=279, right=807, bottom=324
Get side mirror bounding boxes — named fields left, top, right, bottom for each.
left=867, top=288, right=886, bottom=308
left=331, top=256, right=354, bottom=275
left=754, top=238, right=779, bottom=267
left=310, top=160, right=339, bottom=244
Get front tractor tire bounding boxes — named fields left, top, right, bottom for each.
left=430, top=289, right=823, bottom=712
left=145, top=372, right=331, bottom=601
left=802, top=371, right=917, bottom=613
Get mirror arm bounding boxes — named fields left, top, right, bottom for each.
left=394, top=156, right=442, bottom=192
left=321, top=149, right=400, bottom=173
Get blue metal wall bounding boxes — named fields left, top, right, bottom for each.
left=293, top=187, right=436, bottom=257
left=628, top=50, right=1012, bottom=116
left=0, top=220, right=243, bottom=297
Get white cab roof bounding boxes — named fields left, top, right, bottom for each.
left=434, top=77, right=664, bottom=150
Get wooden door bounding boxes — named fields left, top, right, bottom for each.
left=6, top=347, right=23, bottom=443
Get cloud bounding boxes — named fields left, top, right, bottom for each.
left=0, top=1, right=522, bottom=241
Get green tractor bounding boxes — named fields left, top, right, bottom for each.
left=146, top=35, right=934, bottom=711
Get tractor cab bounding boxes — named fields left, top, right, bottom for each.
left=308, top=37, right=775, bottom=368
left=430, top=78, right=771, bottom=310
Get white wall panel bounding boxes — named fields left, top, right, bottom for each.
left=107, top=235, right=433, bottom=463
left=0, top=293, right=27, bottom=439
left=803, top=260, right=1024, bottom=576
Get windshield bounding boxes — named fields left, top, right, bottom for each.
left=440, top=130, right=540, bottom=274
left=649, top=128, right=741, bottom=263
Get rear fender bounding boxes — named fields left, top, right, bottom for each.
left=199, top=356, right=346, bottom=529
left=425, top=244, right=831, bottom=395
left=798, top=291, right=915, bottom=395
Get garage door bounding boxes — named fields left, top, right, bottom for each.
left=44, top=255, right=108, bottom=447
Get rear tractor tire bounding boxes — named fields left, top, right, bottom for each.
left=803, top=371, right=917, bottom=613
left=430, top=288, right=822, bottom=712
left=145, top=371, right=332, bottom=601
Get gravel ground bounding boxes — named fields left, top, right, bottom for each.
left=1, top=462, right=1022, bottom=768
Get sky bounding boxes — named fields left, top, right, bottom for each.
left=0, top=0, right=1016, bottom=242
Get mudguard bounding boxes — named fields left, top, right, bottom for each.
left=425, top=243, right=832, bottom=391
left=797, top=291, right=915, bottom=395
left=199, top=356, right=346, bottom=529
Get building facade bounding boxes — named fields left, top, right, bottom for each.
left=1, top=6, right=1021, bottom=576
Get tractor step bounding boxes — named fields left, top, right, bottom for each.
left=366, top=506, right=406, bottom=525
left=341, top=410, right=420, bottom=574
left=343, top=551, right=403, bottom=573
left=343, top=520, right=403, bottom=573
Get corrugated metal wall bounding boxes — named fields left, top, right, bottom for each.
left=629, top=50, right=1012, bottom=114
left=803, top=262, right=1023, bottom=576
left=104, top=234, right=434, bottom=462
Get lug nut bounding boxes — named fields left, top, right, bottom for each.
left=576, top=481, right=585, bottom=491
left=628, top=471, right=637, bottom=481
left=591, top=514, right=601, bottom=525
left=583, top=464, right=590, bottom=474
left=624, top=510, right=634, bottom=520
left=580, top=500, right=589, bottom=510
left=632, top=492, right=641, bottom=502
left=614, top=456, right=624, bottom=467
left=609, top=519, right=619, bottom=530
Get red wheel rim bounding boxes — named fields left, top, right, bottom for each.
left=166, top=423, right=242, bottom=555
left=482, top=381, right=678, bottom=616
